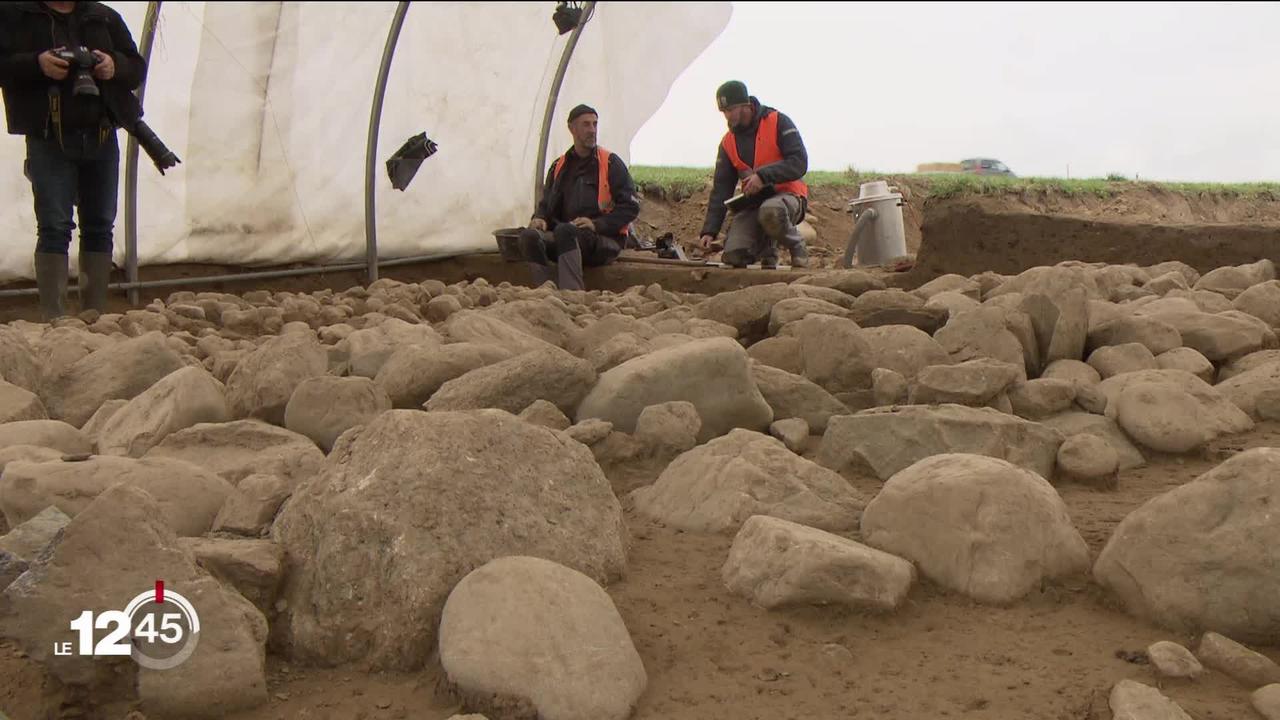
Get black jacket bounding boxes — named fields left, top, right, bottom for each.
left=534, top=147, right=640, bottom=239
left=701, top=97, right=808, bottom=237
left=0, top=1, right=147, bottom=136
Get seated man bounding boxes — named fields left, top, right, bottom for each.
left=518, top=103, right=639, bottom=291
left=698, top=80, right=810, bottom=269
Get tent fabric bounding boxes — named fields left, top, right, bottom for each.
left=0, top=1, right=731, bottom=282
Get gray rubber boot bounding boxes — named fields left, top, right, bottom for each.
left=556, top=246, right=586, bottom=291
left=34, top=252, right=68, bottom=321
left=78, top=251, right=114, bottom=314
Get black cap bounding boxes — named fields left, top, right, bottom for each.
left=716, top=80, right=749, bottom=110
left=568, top=103, right=598, bottom=122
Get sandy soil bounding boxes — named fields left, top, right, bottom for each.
left=6, top=422, right=1275, bottom=720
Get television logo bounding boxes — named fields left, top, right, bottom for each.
left=52, top=581, right=200, bottom=670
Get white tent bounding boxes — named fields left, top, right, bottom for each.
left=0, top=1, right=731, bottom=283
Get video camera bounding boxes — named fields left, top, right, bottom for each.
left=52, top=46, right=182, bottom=175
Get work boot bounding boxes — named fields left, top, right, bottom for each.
left=790, top=246, right=810, bottom=269
left=78, top=251, right=114, bottom=314
left=34, top=252, right=68, bottom=321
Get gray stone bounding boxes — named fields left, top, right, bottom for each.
left=1196, top=631, right=1280, bottom=689
left=439, top=556, right=646, bottom=720
left=723, top=515, right=915, bottom=611
left=769, top=418, right=810, bottom=453
left=1146, top=641, right=1203, bottom=679
left=1108, top=680, right=1192, bottom=720
left=632, top=429, right=863, bottom=534
left=818, top=404, right=1064, bottom=480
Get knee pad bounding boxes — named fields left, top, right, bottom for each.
left=758, top=205, right=789, bottom=238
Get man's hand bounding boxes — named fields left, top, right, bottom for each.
left=699, top=234, right=722, bottom=252
left=38, top=50, right=70, bottom=81
left=529, top=217, right=547, bottom=231
left=91, top=51, right=115, bottom=81
left=742, top=173, right=766, bottom=196
left=571, top=217, right=595, bottom=231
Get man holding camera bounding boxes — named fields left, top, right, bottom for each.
left=0, top=1, right=147, bottom=320
left=698, top=80, right=810, bottom=270
left=517, top=103, right=639, bottom=292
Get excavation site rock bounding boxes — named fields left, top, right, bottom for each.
left=271, top=409, right=628, bottom=671
left=631, top=429, right=864, bottom=533
left=816, top=404, right=1063, bottom=480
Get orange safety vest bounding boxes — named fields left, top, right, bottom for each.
left=720, top=110, right=809, bottom=200
left=552, top=146, right=630, bottom=236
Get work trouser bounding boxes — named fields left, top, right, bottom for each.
left=517, top=223, right=621, bottom=291
left=722, top=192, right=806, bottom=267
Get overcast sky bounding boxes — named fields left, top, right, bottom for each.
left=630, top=2, right=1280, bottom=182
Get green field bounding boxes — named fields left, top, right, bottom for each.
left=631, top=165, right=1280, bottom=201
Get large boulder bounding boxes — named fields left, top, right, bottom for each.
left=426, top=346, right=596, bottom=416
left=0, top=484, right=268, bottom=718
left=284, top=376, right=392, bottom=452
left=334, top=318, right=443, bottom=378
left=1018, top=288, right=1090, bottom=369
left=1094, top=449, right=1280, bottom=643
left=1233, top=280, right=1280, bottom=328
left=1040, top=412, right=1146, bottom=471
left=40, top=332, right=186, bottom=428
left=0, top=455, right=232, bottom=536
left=631, top=429, right=864, bottom=533
left=1098, top=369, right=1253, bottom=443
left=576, top=337, right=772, bottom=442
left=374, top=343, right=512, bottom=408
left=1087, top=315, right=1182, bottom=356
left=225, top=333, right=329, bottom=425
left=96, top=367, right=231, bottom=458
left=0, top=380, right=47, bottom=424
left=767, top=297, right=852, bottom=336
left=1086, top=343, right=1159, bottom=380
left=782, top=315, right=876, bottom=394
left=439, top=556, right=646, bottom=720
left=817, top=405, right=1063, bottom=480
left=858, top=326, right=951, bottom=381
left=1143, top=309, right=1266, bottom=361
left=1215, top=361, right=1280, bottom=421
left=750, top=364, right=849, bottom=433
left=693, top=283, right=796, bottom=340
left=442, top=310, right=558, bottom=355
left=861, top=453, right=1090, bottom=604
left=0, top=419, right=91, bottom=455
left=272, top=410, right=627, bottom=670
left=145, top=420, right=325, bottom=489
left=483, top=299, right=579, bottom=349
left=722, top=515, right=914, bottom=611
left=1219, top=349, right=1280, bottom=382
left=32, top=327, right=113, bottom=387
left=934, top=307, right=1028, bottom=372
left=909, top=359, right=1022, bottom=406
left=0, top=325, right=40, bottom=393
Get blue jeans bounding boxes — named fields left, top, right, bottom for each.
left=25, top=130, right=120, bottom=256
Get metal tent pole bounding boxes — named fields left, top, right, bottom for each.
left=364, top=1, right=411, bottom=286
left=123, top=0, right=163, bottom=307
left=533, top=1, right=596, bottom=205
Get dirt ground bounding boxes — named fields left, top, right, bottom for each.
left=5, top=422, right=1275, bottom=720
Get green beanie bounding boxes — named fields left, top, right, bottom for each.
left=716, top=80, right=749, bottom=111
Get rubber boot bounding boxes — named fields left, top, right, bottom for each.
left=78, top=251, right=114, bottom=314
left=34, top=252, right=68, bottom=321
